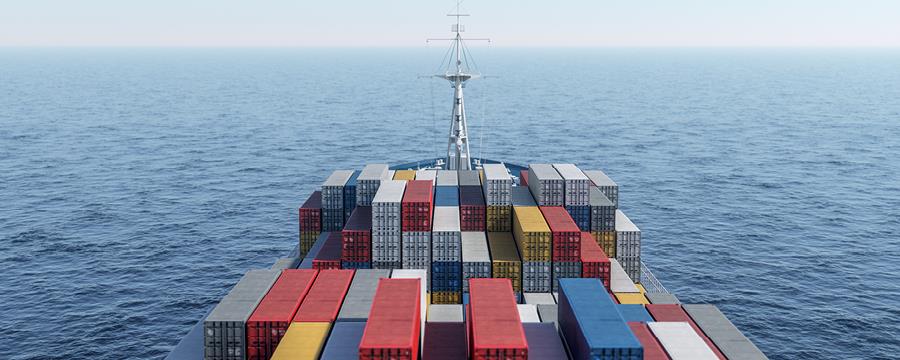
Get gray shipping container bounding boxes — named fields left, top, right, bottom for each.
left=552, top=163, right=591, bottom=206
left=583, top=170, right=619, bottom=208
left=648, top=322, right=719, bottom=360
left=322, top=170, right=354, bottom=209
left=299, top=232, right=330, bottom=269
left=432, top=206, right=462, bottom=262
left=551, top=261, right=582, bottom=292
left=536, top=304, right=559, bottom=329
left=524, top=292, right=556, bottom=305
left=510, top=186, right=537, bottom=207
left=682, top=304, right=769, bottom=360
left=517, top=304, right=541, bottom=323
left=337, top=269, right=392, bottom=321
left=589, top=187, right=616, bottom=232
left=610, top=259, right=639, bottom=293
left=461, top=231, right=491, bottom=293
left=522, top=261, right=552, bottom=293
left=527, top=164, right=564, bottom=206
left=356, top=164, right=389, bottom=206
left=458, top=170, right=481, bottom=186
left=372, top=180, right=406, bottom=231
left=482, top=163, right=513, bottom=206
left=415, top=169, right=437, bottom=183
left=402, top=231, right=431, bottom=270
left=615, top=209, right=641, bottom=280
left=646, top=292, right=681, bottom=304
left=203, top=270, right=281, bottom=360
left=436, top=170, right=459, bottom=186
left=270, top=257, right=300, bottom=270
left=372, top=260, right=402, bottom=270
left=372, top=230, right=402, bottom=263
left=427, top=304, right=464, bottom=322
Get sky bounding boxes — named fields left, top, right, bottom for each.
left=0, top=0, right=898, bottom=47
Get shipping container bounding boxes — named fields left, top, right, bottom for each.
left=371, top=260, right=401, bottom=270
left=536, top=304, right=558, bottom=329
left=431, top=261, right=462, bottom=292
left=269, top=322, right=331, bottom=360
left=519, top=169, right=528, bottom=187
left=401, top=231, right=431, bottom=270
left=583, top=170, right=619, bottom=208
left=432, top=206, right=462, bottom=262
left=423, top=322, right=467, bottom=360
left=337, top=269, right=392, bottom=322
left=321, top=208, right=345, bottom=232
left=458, top=170, right=481, bottom=186
left=341, top=206, right=372, bottom=263
left=343, top=171, right=362, bottom=221
left=551, top=261, right=581, bottom=292
left=581, top=232, right=611, bottom=289
left=320, top=322, right=366, bottom=360
left=557, top=278, right=643, bottom=360
left=591, top=231, right=617, bottom=258
left=322, top=170, right=354, bottom=210
left=459, top=186, right=486, bottom=231
left=615, top=293, right=649, bottom=305
left=461, top=232, right=491, bottom=293
left=313, top=232, right=342, bottom=270
left=609, top=259, right=638, bottom=293
left=646, top=292, right=681, bottom=305
left=391, top=269, right=428, bottom=348
left=436, top=170, right=459, bottom=186
left=204, top=270, right=281, bottom=360
left=615, top=209, right=641, bottom=281
left=371, top=230, right=401, bottom=264
left=434, top=186, right=459, bottom=206
left=415, top=169, right=437, bottom=183
left=522, top=261, right=551, bottom=293
left=527, top=164, right=564, bottom=206
left=627, top=322, right=670, bottom=360
left=359, top=279, right=422, bottom=360
left=648, top=322, right=718, bottom=360
left=541, top=206, right=582, bottom=262
left=393, top=170, right=417, bottom=181
left=387, top=170, right=396, bottom=180
left=298, top=191, right=323, bottom=254
left=523, top=323, right=568, bottom=360
left=247, top=269, right=318, bottom=360
left=517, top=304, right=541, bottom=323
left=487, top=232, right=522, bottom=293
left=682, top=304, right=768, bottom=360
left=299, top=230, right=321, bottom=254
left=566, top=205, right=591, bottom=231
left=486, top=205, right=512, bottom=232
left=357, top=164, right=389, bottom=206
left=589, top=187, right=616, bottom=232
left=468, top=278, right=529, bottom=359
left=523, top=293, right=555, bottom=305
left=512, top=206, right=551, bottom=262
left=431, top=291, right=462, bottom=304
left=292, top=269, right=354, bottom=323
left=300, top=232, right=330, bottom=269
left=271, top=257, right=300, bottom=270
left=482, top=163, right=513, bottom=206
left=427, top=304, right=464, bottom=322
left=552, top=163, right=590, bottom=206
left=401, top=180, right=434, bottom=232
left=372, top=180, right=406, bottom=231
left=616, top=304, right=653, bottom=323
left=510, top=186, right=537, bottom=207
left=646, top=305, right=726, bottom=359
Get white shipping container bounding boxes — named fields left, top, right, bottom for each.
left=517, top=304, right=541, bottom=323
left=436, top=170, right=459, bottom=186
left=583, top=170, right=619, bottom=207
left=415, top=169, right=437, bottom=183
left=648, top=322, right=719, bottom=360
left=610, top=259, right=639, bottom=293
left=461, top=231, right=491, bottom=293
left=523, top=292, right=556, bottom=305
left=427, top=304, right=464, bottom=323
left=615, top=209, right=641, bottom=280
left=482, top=164, right=513, bottom=206
left=552, top=163, right=591, bottom=206
left=322, top=170, right=354, bottom=209
left=357, top=164, right=389, bottom=206
left=432, top=207, right=462, bottom=262
left=372, top=180, right=407, bottom=231
left=528, top=164, right=564, bottom=206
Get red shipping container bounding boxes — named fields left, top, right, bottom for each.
left=540, top=206, right=581, bottom=261
left=292, top=269, right=354, bottom=322
left=627, top=322, right=671, bottom=360
left=519, top=170, right=528, bottom=186
left=468, top=278, right=528, bottom=360
left=342, top=206, right=372, bottom=262
left=246, top=269, right=319, bottom=360
left=402, top=180, right=434, bottom=231
left=580, top=232, right=611, bottom=289
left=359, top=278, right=422, bottom=360
left=298, top=191, right=322, bottom=233
left=313, top=232, right=342, bottom=270
left=646, top=304, right=727, bottom=359
left=459, top=186, right=486, bottom=231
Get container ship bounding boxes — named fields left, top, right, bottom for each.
left=166, top=11, right=768, bottom=360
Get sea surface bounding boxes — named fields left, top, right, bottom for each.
left=1, top=48, right=898, bottom=359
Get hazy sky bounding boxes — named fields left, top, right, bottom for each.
left=1, top=0, right=898, bottom=47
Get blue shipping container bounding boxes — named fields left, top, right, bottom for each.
left=299, top=232, right=330, bottom=269
left=566, top=205, right=591, bottom=231
left=341, top=261, right=372, bottom=270
left=558, top=278, right=643, bottom=360
left=616, top=304, right=654, bottom=323
left=343, top=170, right=361, bottom=220
left=431, top=261, right=462, bottom=291
left=322, top=208, right=344, bottom=231
left=320, top=321, right=366, bottom=360
left=434, top=186, right=460, bottom=206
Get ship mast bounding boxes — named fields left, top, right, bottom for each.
left=429, top=2, right=488, bottom=170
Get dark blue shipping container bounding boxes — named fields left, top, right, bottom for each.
left=343, top=170, right=361, bottom=220
left=616, top=304, right=654, bottom=323
left=322, top=208, right=345, bottom=231
left=523, top=323, right=569, bottom=360
left=299, top=232, right=330, bottom=269
left=341, top=261, right=372, bottom=269
left=320, top=321, right=366, bottom=360
left=434, top=186, right=460, bottom=206
left=431, top=261, right=462, bottom=291
left=566, top=205, right=591, bottom=231
left=558, top=278, right=643, bottom=360
left=424, top=322, right=468, bottom=360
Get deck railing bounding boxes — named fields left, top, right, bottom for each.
left=640, top=261, right=670, bottom=294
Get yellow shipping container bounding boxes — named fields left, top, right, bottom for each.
left=299, top=231, right=320, bottom=257
left=393, top=170, right=416, bottom=181
left=615, top=293, right=649, bottom=305
left=591, top=231, right=616, bottom=258
left=512, top=206, right=552, bottom=261
left=488, top=232, right=522, bottom=293
left=432, top=291, right=462, bottom=304
left=486, top=205, right=512, bottom=232
left=636, top=284, right=646, bottom=294
left=270, top=322, right=331, bottom=360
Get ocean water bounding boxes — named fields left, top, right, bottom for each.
left=1, top=48, right=898, bottom=359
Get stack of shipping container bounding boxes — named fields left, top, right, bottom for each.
left=371, top=180, right=406, bottom=269
left=482, top=164, right=513, bottom=232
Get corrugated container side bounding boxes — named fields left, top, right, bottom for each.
left=342, top=206, right=373, bottom=263
left=431, top=261, right=462, bottom=292
left=359, top=279, right=421, bottom=360
left=486, top=205, right=512, bottom=232
left=580, top=232, right=611, bottom=289
left=401, top=180, right=434, bottom=232
left=648, top=322, right=719, bottom=360
left=431, top=291, right=462, bottom=305
left=299, top=191, right=323, bottom=237
left=432, top=206, right=462, bottom=262
left=322, top=170, right=353, bottom=209
left=246, top=269, right=318, bottom=360
left=468, top=278, right=528, bottom=359
left=523, top=323, right=568, bottom=360
left=540, top=206, right=582, bottom=262
left=292, top=269, right=354, bottom=322
left=269, top=322, right=331, bottom=360
left=512, top=206, right=551, bottom=261
left=313, top=232, right=343, bottom=270
left=337, top=269, right=392, bottom=322
left=552, top=163, right=591, bottom=206
left=591, top=231, right=617, bottom=258
left=372, top=180, right=406, bottom=231
left=458, top=170, right=481, bottom=186
left=482, top=164, right=512, bottom=206
left=356, top=164, right=389, bottom=207
left=527, top=164, right=564, bottom=206
left=557, top=278, right=643, bottom=360
left=390, top=270, right=428, bottom=353
left=459, top=186, right=486, bottom=231
left=521, top=261, right=551, bottom=293
left=583, top=170, right=619, bottom=208
left=401, top=231, right=431, bottom=270
left=615, top=209, right=641, bottom=280
left=551, top=261, right=581, bottom=292
left=566, top=205, right=591, bottom=231
left=682, top=304, right=769, bottom=360
left=627, top=322, right=671, bottom=360
left=487, top=232, right=522, bottom=293
left=343, top=171, right=361, bottom=221
left=461, top=232, right=491, bottom=293
left=204, top=270, right=281, bottom=360
left=320, top=321, right=366, bottom=360
left=300, top=232, right=330, bottom=269
left=589, top=187, right=616, bottom=232
left=646, top=305, right=726, bottom=359
left=321, top=208, right=345, bottom=232
left=371, top=230, right=401, bottom=263
left=423, top=322, right=467, bottom=360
